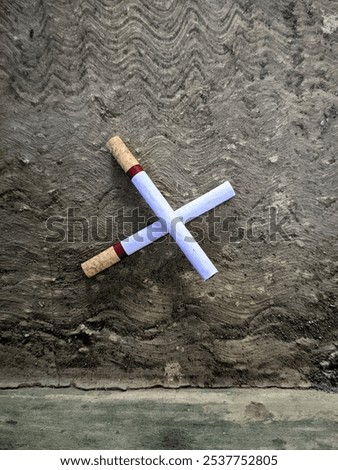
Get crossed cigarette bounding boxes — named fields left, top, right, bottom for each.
left=81, top=137, right=235, bottom=280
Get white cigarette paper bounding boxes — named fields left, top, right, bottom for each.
left=81, top=180, right=235, bottom=278
left=122, top=181, right=235, bottom=255
left=130, top=171, right=218, bottom=280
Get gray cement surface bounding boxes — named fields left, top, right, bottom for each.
left=0, top=388, right=337, bottom=450
left=0, top=1, right=337, bottom=390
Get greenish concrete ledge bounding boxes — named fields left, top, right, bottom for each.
left=0, top=388, right=337, bottom=450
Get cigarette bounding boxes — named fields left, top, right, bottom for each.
left=107, top=137, right=217, bottom=280
left=81, top=181, right=235, bottom=277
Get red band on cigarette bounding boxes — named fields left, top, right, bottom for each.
left=113, top=241, right=127, bottom=260
left=127, top=164, right=143, bottom=179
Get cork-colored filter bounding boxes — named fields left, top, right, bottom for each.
left=106, top=136, right=140, bottom=173
left=81, top=246, right=121, bottom=278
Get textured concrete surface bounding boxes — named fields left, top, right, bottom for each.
left=0, top=0, right=337, bottom=390
left=0, top=388, right=337, bottom=450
